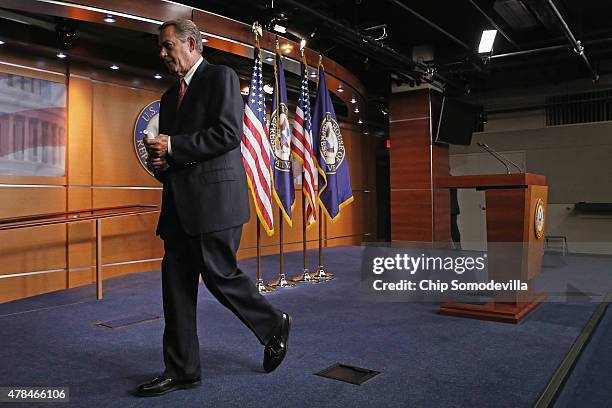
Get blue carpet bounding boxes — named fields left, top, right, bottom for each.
left=0, top=246, right=608, bottom=407
left=553, top=305, right=612, bottom=408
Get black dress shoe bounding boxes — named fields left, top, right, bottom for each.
left=263, top=312, right=292, bottom=373
left=135, top=376, right=201, bottom=397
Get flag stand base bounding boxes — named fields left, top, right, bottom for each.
left=256, top=279, right=272, bottom=294
left=267, top=274, right=296, bottom=289
left=309, top=266, right=334, bottom=282
left=290, top=268, right=312, bottom=283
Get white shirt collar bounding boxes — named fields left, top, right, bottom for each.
left=182, top=56, right=203, bottom=86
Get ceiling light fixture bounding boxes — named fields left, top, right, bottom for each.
left=350, top=96, right=356, bottom=104
left=354, top=106, right=359, bottom=113
left=154, top=73, right=162, bottom=79
left=310, top=70, right=317, bottom=78
left=337, top=84, right=344, bottom=93
left=57, top=52, right=67, bottom=59
left=478, top=29, right=497, bottom=54
left=273, top=24, right=287, bottom=34
left=0, top=40, right=5, bottom=45
left=110, top=64, right=119, bottom=70
left=104, top=15, right=115, bottom=23
left=358, top=118, right=363, bottom=124
left=201, top=37, right=209, bottom=43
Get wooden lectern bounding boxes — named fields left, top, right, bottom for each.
left=436, top=173, right=548, bottom=323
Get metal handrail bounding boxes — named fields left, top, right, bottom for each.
left=0, top=205, right=161, bottom=300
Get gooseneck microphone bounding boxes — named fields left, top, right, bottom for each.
left=477, top=142, right=524, bottom=174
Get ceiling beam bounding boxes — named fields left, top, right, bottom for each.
left=466, top=0, right=522, bottom=50
left=274, top=0, right=465, bottom=90
left=546, top=0, right=599, bottom=82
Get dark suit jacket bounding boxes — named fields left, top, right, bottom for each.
left=154, top=58, right=250, bottom=237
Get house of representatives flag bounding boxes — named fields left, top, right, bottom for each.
left=270, top=51, right=295, bottom=225
left=240, top=46, right=274, bottom=236
left=290, top=56, right=318, bottom=228
left=311, top=64, right=354, bottom=221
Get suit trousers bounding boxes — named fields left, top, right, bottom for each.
left=160, top=224, right=282, bottom=381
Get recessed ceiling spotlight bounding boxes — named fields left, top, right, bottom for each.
left=0, top=40, right=5, bottom=45
left=201, top=37, right=209, bottom=43
left=154, top=73, right=162, bottom=79
left=265, top=55, right=274, bottom=62
left=110, top=64, right=119, bottom=70
left=57, top=52, right=67, bottom=59
left=358, top=118, right=363, bottom=124
left=104, top=15, right=115, bottom=23
left=354, top=106, right=359, bottom=113
left=310, top=70, right=317, bottom=78
left=350, top=96, right=356, bottom=104
left=337, top=84, right=344, bottom=92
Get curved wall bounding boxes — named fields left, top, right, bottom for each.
left=0, top=0, right=377, bottom=303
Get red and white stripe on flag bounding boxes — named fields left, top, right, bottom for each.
left=241, top=48, right=274, bottom=236
left=291, top=59, right=318, bottom=228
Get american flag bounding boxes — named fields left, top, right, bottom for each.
left=241, top=46, right=274, bottom=236
left=290, top=57, right=318, bottom=227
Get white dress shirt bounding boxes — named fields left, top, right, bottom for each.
left=168, top=56, right=204, bottom=156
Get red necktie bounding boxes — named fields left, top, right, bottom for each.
left=177, top=79, right=187, bottom=109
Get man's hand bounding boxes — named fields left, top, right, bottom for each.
left=146, top=155, right=168, bottom=172
left=143, top=134, right=169, bottom=158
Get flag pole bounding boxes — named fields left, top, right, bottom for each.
left=248, top=22, right=272, bottom=293
left=255, top=218, right=271, bottom=293
left=290, top=180, right=312, bottom=283
left=290, top=44, right=312, bottom=284
left=268, top=38, right=294, bottom=289
left=311, top=55, right=333, bottom=282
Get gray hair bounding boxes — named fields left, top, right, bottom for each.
left=159, top=19, right=203, bottom=54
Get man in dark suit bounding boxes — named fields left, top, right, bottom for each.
left=137, top=19, right=291, bottom=397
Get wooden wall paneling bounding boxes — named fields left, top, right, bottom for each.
left=434, top=188, right=451, bottom=242
left=67, top=77, right=93, bottom=186
left=0, top=56, right=69, bottom=303
left=326, top=190, right=366, bottom=239
left=66, top=188, right=95, bottom=287
left=67, top=76, right=94, bottom=287
left=432, top=143, right=450, bottom=242
left=92, top=82, right=162, bottom=187
left=366, top=136, right=378, bottom=189
left=390, top=190, right=432, bottom=242
left=0, top=187, right=66, bottom=218
left=92, top=188, right=163, bottom=279
left=389, top=89, right=451, bottom=243
left=389, top=89, right=430, bottom=121
left=340, top=125, right=365, bottom=190
left=0, top=214, right=67, bottom=303
left=390, top=119, right=432, bottom=190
